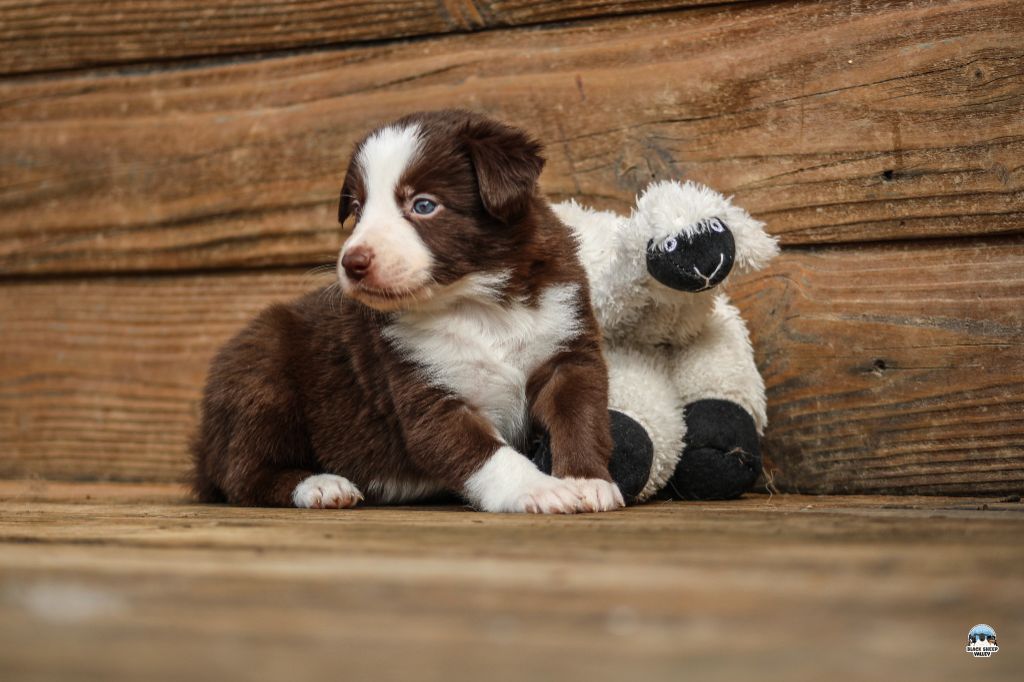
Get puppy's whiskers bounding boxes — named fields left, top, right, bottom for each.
left=303, top=263, right=337, bottom=288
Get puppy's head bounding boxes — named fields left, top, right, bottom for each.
left=336, top=110, right=545, bottom=311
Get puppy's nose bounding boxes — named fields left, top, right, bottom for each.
left=342, top=247, right=374, bottom=281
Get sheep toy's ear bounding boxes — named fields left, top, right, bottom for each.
left=722, top=202, right=779, bottom=274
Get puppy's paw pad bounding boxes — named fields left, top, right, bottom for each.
left=568, top=478, right=625, bottom=512
left=293, top=474, right=363, bottom=509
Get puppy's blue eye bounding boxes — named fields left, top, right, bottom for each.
left=662, top=237, right=678, bottom=253
left=412, top=197, right=438, bottom=215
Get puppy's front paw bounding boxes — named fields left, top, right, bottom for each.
left=292, top=474, right=363, bottom=509
left=465, top=446, right=623, bottom=514
left=514, top=477, right=588, bottom=514
left=568, top=478, right=626, bottom=512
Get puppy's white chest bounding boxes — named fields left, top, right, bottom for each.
left=386, top=284, right=581, bottom=447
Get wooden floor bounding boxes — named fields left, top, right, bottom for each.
left=0, top=481, right=1020, bottom=681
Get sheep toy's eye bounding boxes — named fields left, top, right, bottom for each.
left=411, top=197, right=438, bottom=215
left=662, top=236, right=678, bottom=253
left=710, top=217, right=726, bottom=233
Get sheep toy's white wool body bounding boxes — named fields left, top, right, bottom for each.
left=553, top=180, right=779, bottom=502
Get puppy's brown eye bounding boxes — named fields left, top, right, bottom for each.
left=412, top=197, right=438, bottom=215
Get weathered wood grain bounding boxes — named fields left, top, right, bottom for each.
left=0, top=1, right=745, bottom=75
left=6, top=479, right=1020, bottom=510
left=0, top=268, right=314, bottom=482
left=1, top=0, right=1021, bottom=274
left=0, top=484, right=1022, bottom=681
left=730, top=237, right=1024, bottom=495
left=1, top=238, right=1021, bottom=493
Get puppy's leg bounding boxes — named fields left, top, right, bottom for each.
left=193, top=304, right=361, bottom=508
left=217, top=416, right=364, bottom=508
left=389, top=369, right=592, bottom=514
left=209, top=402, right=344, bottom=508
left=194, top=405, right=330, bottom=508
left=463, top=445, right=595, bottom=514
left=528, top=343, right=624, bottom=512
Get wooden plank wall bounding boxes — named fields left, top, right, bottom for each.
left=1, top=0, right=1022, bottom=495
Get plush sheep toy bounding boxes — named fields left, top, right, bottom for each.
left=531, top=180, right=779, bottom=503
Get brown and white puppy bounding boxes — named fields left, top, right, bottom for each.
left=191, top=109, right=623, bottom=513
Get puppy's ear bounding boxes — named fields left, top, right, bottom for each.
left=461, top=116, right=545, bottom=223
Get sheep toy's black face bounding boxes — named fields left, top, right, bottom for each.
left=646, top=217, right=735, bottom=292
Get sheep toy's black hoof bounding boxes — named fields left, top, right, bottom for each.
left=607, top=409, right=654, bottom=504
left=528, top=409, right=653, bottom=505
left=667, top=399, right=762, bottom=500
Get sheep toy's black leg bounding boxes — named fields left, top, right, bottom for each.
left=666, top=399, right=762, bottom=500
left=606, top=410, right=655, bottom=503
left=533, top=401, right=761, bottom=503
left=530, top=409, right=653, bottom=505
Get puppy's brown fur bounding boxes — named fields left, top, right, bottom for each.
left=191, top=110, right=614, bottom=509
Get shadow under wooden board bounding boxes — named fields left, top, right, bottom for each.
left=0, top=1, right=747, bottom=75
left=2, top=237, right=1020, bottom=494
left=1, top=0, right=1021, bottom=275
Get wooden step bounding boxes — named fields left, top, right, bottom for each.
left=1, top=481, right=1020, bottom=682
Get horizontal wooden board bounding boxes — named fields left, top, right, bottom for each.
left=0, top=1, right=744, bottom=76
left=730, top=237, right=1024, bottom=495
left=1, top=0, right=1021, bottom=275
left=1, top=237, right=1021, bottom=494
left=7, top=479, right=1022, bottom=510
left=0, top=484, right=1022, bottom=681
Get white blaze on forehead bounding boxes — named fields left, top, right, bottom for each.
left=342, top=123, right=433, bottom=292
left=356, top=123, right=423, bottom=210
